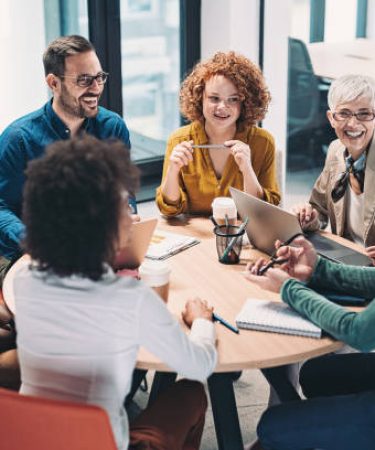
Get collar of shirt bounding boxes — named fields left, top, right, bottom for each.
left=29, top=261, right=118, bottom=286
left=46, top=99, right=91, bottom=139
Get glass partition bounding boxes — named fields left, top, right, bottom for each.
left=120, top=0, right=180, bottom=162
left=286, top=0, right=370, bottom=205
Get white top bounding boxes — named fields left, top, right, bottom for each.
left=346, top=186, right=365, bottom=246
left=12, top=263, right=217, bottom=450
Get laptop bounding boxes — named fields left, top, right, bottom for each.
left=229, top=187, right=372, bottom=266
left=114, top=217, right=158, bottom=270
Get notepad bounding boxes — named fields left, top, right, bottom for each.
left=235, top=299, right=322, bottom=339
left=146, top=230, right=200, bottom=260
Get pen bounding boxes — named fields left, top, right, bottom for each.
left=192, top=144, right=227, bottom=149
left=210, top=215, right=219, bottom=227
left=258, top=257, right=289, bottom=276
left=212, top=312, right=239, bottom=334
left=270, top=232, right=304, bottom=259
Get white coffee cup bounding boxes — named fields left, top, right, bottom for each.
left=212, top=197, right=237, bottom=225
left=139, top=260, right=171, bottom=303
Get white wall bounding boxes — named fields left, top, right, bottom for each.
left=262, top=0, right=290, bottom=196
left=0, top=0, right=47, bottom=132
left=367, top=0, right=375, bottom=37
left=201, top=0, right=260, bottom=62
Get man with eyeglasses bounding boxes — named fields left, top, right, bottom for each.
left=292, top=74, right=375, bottom=264
left=0, top=35, right=137, bottom=287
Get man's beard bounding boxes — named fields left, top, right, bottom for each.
left=60, top=83, right=99, bottom=119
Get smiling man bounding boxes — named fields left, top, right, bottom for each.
left=0, top=35, right=135, bottom=284
left=292, top=74, right=375, bottom=263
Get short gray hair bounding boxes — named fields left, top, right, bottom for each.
left=328, top=74, right=375, bottom=110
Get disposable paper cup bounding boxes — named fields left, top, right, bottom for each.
left=139, top=260, right=171, bottom=303
left=212, top=197, right=237, bottom=225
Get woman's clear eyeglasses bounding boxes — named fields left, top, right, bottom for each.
left=333, top=110, right=375, bottom=122
left=59, top=72, right=109, bottom=87
left=205, top=95, right=243, bottom=107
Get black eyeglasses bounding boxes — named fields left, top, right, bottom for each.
left=59, top=72, right=109, bottom=87
left=332, top=110, right=375, bottom=122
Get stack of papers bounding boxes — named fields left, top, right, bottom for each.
left=146, top=230, right=200, bottom=260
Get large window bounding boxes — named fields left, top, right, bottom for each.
left=325, top=0, right=357, bottom=42
left=286, top=0, right=370, bottom=204
left=3, top=0, right=198, bottom=201
left=44, top=0, right=88, bottom=44
left=120, top=0, right=180, bottom=162
left=86, top=0, right=200, bottom=201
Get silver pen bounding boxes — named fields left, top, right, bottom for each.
left=192, top=144, right=227, bottom=149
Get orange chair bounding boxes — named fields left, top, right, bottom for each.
left=0, top=387, right=117, bottom=450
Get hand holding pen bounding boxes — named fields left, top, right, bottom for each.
left=254, top=233, right=303, bottom=276
left=243, top=235, right=317, bottom=293
left=257, top=257, right=290, bottom=276
left=248, top=234, right=317, bottom=283
left=168, top=140, right=195, bottom=171
left=182, top=298, right=239, bottom=334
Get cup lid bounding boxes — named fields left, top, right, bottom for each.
left=211, top=197, right=237, bottom=218
left=139, top=260, right=171, bottom=276
left=211, top=197, right=236, bottom=207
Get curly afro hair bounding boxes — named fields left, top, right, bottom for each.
left=180, top=51, right=271, bottom=128
left=22, top=135, right=139, bottom=280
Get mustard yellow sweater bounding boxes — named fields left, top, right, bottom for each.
left=156, top=121, right=281, bottom=216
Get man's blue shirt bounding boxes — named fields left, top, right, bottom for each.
left=0, top=99, right=134, bottom=259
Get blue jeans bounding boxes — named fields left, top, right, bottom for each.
left=258, top=354, right=375, bottom=450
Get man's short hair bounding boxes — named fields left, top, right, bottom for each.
left=23, top=136, right=139, bottom=280
left=43, top=35, right=95, bottom=76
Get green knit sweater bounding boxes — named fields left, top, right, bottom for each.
left=281, top=257, right=375, bottom=351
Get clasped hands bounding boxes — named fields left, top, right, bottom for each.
left=182, top=297, right=214, bottom=328
left=243, top=236, right=317, bottom=293
left=169, top=139, right=252, bottom=173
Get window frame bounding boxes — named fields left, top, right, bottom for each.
left=87, top=0, right=201, bottom=202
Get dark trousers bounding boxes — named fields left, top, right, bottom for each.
left=258, top=353, right=375, bottom=450
left=129, top=379, right=207, bottom=450
left=0, top=256, right=12, bottom=288
left=0, top=265, right=19, bottom=391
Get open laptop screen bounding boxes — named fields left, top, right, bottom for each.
left=229, top=187, right=371, bottom=266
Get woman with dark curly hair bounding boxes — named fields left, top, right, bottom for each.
left=6, top=136, right=217, bottom=450
left=156, top=51, right=281, bottom=216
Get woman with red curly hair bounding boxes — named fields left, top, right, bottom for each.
left=156, top=51, right=281, bottom=216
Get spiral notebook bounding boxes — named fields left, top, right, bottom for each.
left=235, top=299, right=322, bottom=339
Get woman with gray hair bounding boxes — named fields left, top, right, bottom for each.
left=293, top=74, right=375, bottom=263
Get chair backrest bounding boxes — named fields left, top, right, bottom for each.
left=287, top=37, right=320, bottom=136
left=0, top=387, right=118, bottom=450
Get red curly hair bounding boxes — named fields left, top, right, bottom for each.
left=180, top=51, right=271, bottom=128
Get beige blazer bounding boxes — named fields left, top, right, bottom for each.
left=309, top=138, right=375, bottom=247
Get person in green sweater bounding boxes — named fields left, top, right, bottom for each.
left=245, top=236, right=375, bottom=450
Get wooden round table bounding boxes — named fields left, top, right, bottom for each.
left=136, top=216, right=344, bottom=450
left=137, top=216, right=343, bottom=372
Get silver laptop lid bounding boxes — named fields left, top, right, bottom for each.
left=229, top=187, right=301, bottom=255
left=230, top=187, right=372, bottom=266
